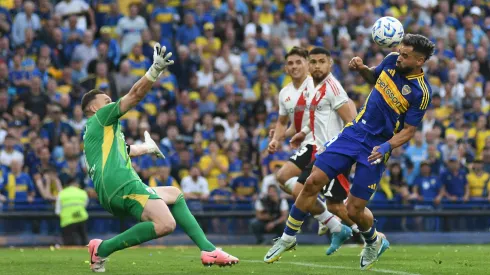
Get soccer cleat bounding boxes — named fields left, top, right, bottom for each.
left=87, top=239, right=107, bottom=273
left=326, top=225, right=353, bottom=255
left=359, top=236, right=390, bottom=270
left=263, top=237, right=296, bottom=263
left=318, top=221, right=329, bottom=236
left=201, top=248, right=239, bottom=267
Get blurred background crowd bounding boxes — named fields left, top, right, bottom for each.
left=0, top=0, right=490, bottom=235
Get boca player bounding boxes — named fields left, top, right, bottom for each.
left=266, top=34, right=434, bottom=270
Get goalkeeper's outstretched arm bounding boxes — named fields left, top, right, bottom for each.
left=119, top=44, right=174, bottom=114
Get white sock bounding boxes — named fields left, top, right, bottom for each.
left=284, top=177, right=298, bottom=194
left=351, top=224, right=359, bottom=233
left=314, top=210, right=341, bottom=233
left=281, top=233, right=296, bottom=242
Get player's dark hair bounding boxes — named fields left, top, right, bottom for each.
left=285, top=46, right=308, bottom=60
left=309, top=47, right=331, bottom=57
left=401, top=34, right=435, bottom=61
left=81, top=89, right=105, bottom=115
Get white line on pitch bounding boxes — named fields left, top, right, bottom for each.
left=243, top=259, right=422, bottom=275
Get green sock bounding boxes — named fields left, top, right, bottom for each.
left=170, top=193, right=216, bottom=252
left=97, top=221, right=157, bottom=257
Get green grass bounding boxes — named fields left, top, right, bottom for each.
left=0, top=244, right=488, bottom=274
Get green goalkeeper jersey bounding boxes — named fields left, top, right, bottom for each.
left=83, top=99, right=141, bottom=212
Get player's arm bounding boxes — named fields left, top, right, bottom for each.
left=369, top=87, right=431, bottom=164
left=128, top=131, right=165, bottom=158
left=336, top=101, right=357, bottom=124
left=268, top=115, right=289, bottom=153
left=368, top=123, right=417, bottom=164
left=284, top=124, right=297, bottom=138
left=349, top=57, right=376, bottom=85
left=119, top=44, right=174, bottom=114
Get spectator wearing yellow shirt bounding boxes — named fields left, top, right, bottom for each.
left=195, top=22, right=221, bottom=59
left=389, top=0, right=408, bottom=21
left=198, top=141, right=228, bottom=191
left=445, top=115, right=465, bottom=141
left=466, top=160, right=490, bottom=199
left=126, top=43, right=151, bottom=77
left=256, top=0, right=275, bottom=26
left=352, top=74, right=371, bottom=96
left=468, top=115, right=490, bottom=158
left=431, top=94, right=452, bottom=125
left=253, top=68, right=278, bottom=99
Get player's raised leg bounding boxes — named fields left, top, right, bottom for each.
left=153, top=186, right=239, bottom=266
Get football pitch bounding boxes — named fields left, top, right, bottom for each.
left=0, top=244, right=488, bottom=274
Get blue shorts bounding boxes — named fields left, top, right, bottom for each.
left=314, top=126, right=387, bottom=201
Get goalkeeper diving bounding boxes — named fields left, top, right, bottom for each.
left=82, top=44, right=238, bottom=272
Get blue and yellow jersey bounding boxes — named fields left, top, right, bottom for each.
left=231, top=176, right=259, bottom=197
left=2, top=172, right=35, bottom=201
left=148, top=175, right=180, bottom=189
left=151, top=6, right=178, bottom=37
left=127, top=54, right=151, bottom=77
left=228, top=158, right=243, bottom=179
left=347, top=52, right=432, bottom=141
left=209, top=187, right=233, bottom=203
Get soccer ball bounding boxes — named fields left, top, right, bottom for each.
left=371, top=17, right=404, bottom=48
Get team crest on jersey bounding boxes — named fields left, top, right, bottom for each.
left=402, top=85, right=412, bottom=95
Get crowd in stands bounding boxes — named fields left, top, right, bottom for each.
left=0, top=0, right=490, bottom=211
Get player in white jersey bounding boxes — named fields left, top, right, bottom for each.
left=265, top=47, right=359, bottom=263
left=292, top=47, right=361, bottom=255
left=267, top=47, right=348, bottom=254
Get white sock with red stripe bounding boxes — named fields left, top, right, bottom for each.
left=314, top=210, right=341, bottom=233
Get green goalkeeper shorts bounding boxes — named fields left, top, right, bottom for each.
left=102, top=180, right=161, bottom=221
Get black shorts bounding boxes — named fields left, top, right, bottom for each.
left=297, top=161, right=350, bottom=201
left=288, top=144, right=316, bottom=170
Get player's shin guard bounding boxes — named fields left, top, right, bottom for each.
left=283, top=204, right=307, bottom=241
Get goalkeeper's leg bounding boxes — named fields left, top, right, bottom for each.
left=154, top=186, right=239, bottom=266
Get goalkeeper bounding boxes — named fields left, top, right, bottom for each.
left=82, top=44, right=238, bottom=273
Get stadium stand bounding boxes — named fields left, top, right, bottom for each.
left=0, top=0, right=490, bottom=245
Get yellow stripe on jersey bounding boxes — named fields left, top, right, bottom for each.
left=417, top=77, right=430, bottom=110
left=356, top=92, right=372, bottom=123
left=102, top=126, right=115, bottom=169
left=406, top=72, right=425, bottom=80
left=375, top=71, right=409, bottom=114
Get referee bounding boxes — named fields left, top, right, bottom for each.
left=55, top=176, right=89, bottom=246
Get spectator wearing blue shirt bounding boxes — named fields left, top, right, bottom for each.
left=440, top=157, right=470, bottom=201
left=94, top=26, right=121, bottom=67
left=412, top=162, right=444, bottom=203
left=405, top=131, right=428, bottom=182
left=151, top=0, right=179, bottom=39
left=0, top=159, right=35, bottom=204
left=11, top=1, right=41, bottom=47
left=284, top=0, right=312, bottom=23
left=231, top=163, right=259, bottom=201
left=0, top=7, right=12, bottom=37
left=42, top=104, right=75, bottom=151
left=176, top=12, right=201, bottom=47
left=456, top=16, right=485, bottom=47
left=209, top=174, right=233, bottom=203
